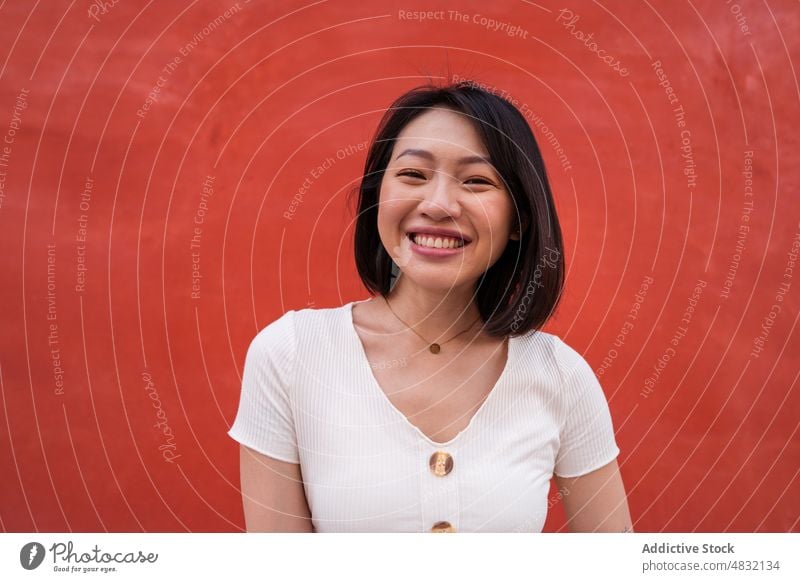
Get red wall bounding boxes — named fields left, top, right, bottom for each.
left=0, top=0, right=797, bottom=532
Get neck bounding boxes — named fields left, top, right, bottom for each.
left=383, top=274, right=482, bottom=341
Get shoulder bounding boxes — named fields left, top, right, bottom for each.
left=289, top=301, right=351, bottom=335
left=290, top=301, right=351, bottom=322
left=247, top=309, right=297, bottom=361
left=513, top=330, right=599, bottom=394
left=549, top=334, right=597, bottom=384
left=250, top=302, right=351, bottom=350
left=511, top=329, right=577, bottom=376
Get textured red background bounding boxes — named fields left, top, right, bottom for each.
left=0, top=0, right=798, bottom=532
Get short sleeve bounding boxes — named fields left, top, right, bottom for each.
left=227, top=310, right=299, bottom=464
left=552, top=337, right=620, bottom=478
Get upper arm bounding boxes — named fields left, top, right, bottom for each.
left=240, top=444, right=313, bottom=532
left=551, top=336, right=630, bottom=531
left=554, top=459, right=633, bottom=532
left=228, top=312, right=311, bottom=531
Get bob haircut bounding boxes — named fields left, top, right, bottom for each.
left=352, top=79, right=565, bottom=337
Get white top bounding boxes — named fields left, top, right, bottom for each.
left=228, top=300, right=620, bottom=533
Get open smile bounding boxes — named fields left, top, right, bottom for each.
left=406, top=232, right=471, bottom=256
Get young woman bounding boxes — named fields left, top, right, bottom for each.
left=228, top=80, right=633, bottom=533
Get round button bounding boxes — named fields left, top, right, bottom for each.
left=431, top=521, right=456, bottom=533
left=429, top=451, right=453, bottom=477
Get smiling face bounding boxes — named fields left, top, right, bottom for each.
left=377, top=107, right=520, bottom=292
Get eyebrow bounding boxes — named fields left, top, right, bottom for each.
left=394, top=148, right=492, bottom=166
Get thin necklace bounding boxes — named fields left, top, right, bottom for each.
left=382, top=295, right=482, bottom=354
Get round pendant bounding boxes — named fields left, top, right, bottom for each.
left=429, top=343, right=441, bottom=354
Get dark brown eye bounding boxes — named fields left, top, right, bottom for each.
left=397, top=170, right=426, bottom=179
left=465, top=177, right=494, bottom=186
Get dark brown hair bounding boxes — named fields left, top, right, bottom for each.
left=352, top=80, right=565, bottom=337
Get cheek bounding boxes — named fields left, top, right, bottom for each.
left=378, top=178, right=410, bottom=208
left=376, top=184, right=410, bottom=242
left=377, top=196, right=405, bottom=230
left=468, top=197, right=514, bottom=239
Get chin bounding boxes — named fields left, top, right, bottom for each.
left=396, top=267, right=479, bottom=292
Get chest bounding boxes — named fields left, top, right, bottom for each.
left=364, top=341, right=509, bottom=444
left=293, top=362, right=561, bottom=533
left=292, top=321, right=563, bottom=532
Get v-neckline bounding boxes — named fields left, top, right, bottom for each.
left=346, top=299, right=516, bottom=448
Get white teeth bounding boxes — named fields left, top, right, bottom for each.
left=411, top=234, right=465, bottom=249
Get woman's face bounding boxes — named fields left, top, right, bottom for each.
left=377, top=107, right=519, bottom=292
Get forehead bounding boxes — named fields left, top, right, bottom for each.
left=393, top=107, right=488, bottom=155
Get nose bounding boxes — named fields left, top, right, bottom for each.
left=416, top=169, right=462, bottom=221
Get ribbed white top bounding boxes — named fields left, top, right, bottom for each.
left=228, top=299, right=620, bottom=532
